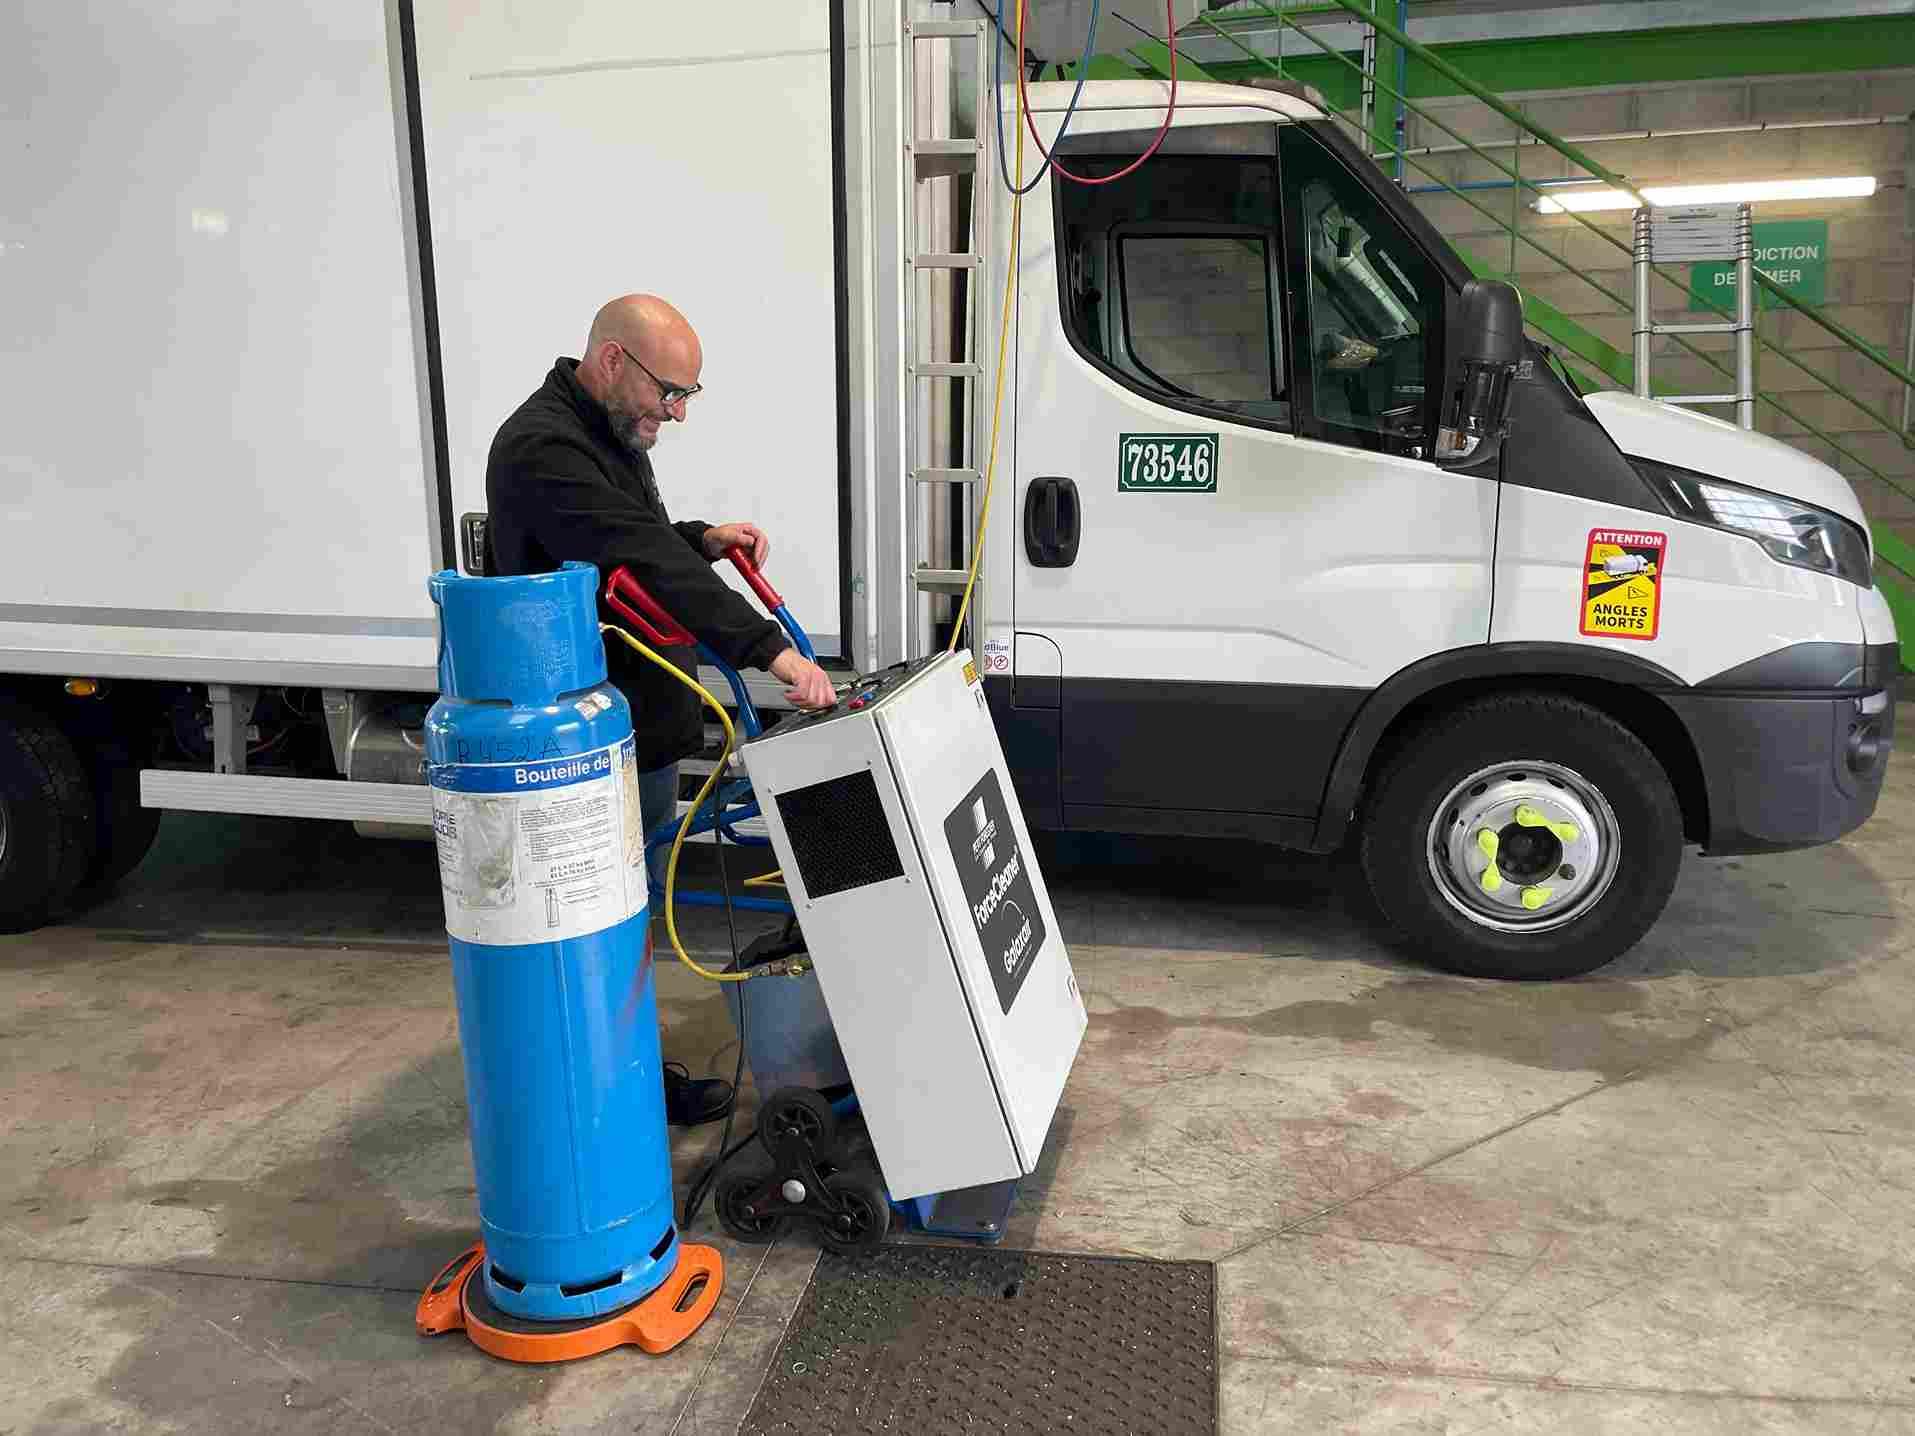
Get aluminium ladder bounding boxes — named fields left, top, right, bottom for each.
left=1633, top=202, right=1755, bottom=430
left=901, top=11, right=994, bottom=656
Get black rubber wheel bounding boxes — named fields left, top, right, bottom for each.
left=0, top=701, right=99, bottom=934
left=80, top=753, right=161, bottom=892
left=816, top=1168, right=890, bottom=1255
left=715, top=1170, right=786, bottom=1244
left=1358, top=692, right=1682, bottom=981
left=757, top=1087, right=837, bottom=1159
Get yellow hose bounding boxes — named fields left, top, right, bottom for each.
left=600, top=623, right=801, bottom=984
left=946, top=10, right=1029, bottom=653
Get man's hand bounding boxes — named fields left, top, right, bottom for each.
left=702, top=522, right=769, bottom=568
left=769, top=649, right=836, bottom=711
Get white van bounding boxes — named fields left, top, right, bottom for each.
left=0, top=10, right=1893, bottom=982
left=983, top=82, right=1895, bottom=978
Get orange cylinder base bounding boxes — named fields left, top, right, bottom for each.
left=416, top=1243, right=723, bottom=1364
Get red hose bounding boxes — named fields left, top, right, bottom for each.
left=1017, top=0, right=1178, bottom=186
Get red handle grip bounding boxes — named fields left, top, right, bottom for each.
left=604, top=567, right=696, bottom=648
left=725, top=546, right=784, bottom=612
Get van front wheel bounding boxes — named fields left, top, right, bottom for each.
left=1358, top=693, right=1682, bottom=980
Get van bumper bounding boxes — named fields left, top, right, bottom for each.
left=1663, top=653, right=1896, bottom=855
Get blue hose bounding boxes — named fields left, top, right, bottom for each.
left=989, top=0, right=1100, bottom=196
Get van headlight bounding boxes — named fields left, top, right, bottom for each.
left=1631, top=456, right=1872, bottom=588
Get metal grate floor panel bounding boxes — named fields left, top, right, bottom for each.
left=739, top=1245, right=1217, bottom=1435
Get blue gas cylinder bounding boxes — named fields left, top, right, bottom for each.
left=425, top=561, right=677, bottom=1321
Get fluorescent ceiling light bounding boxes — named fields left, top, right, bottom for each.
left=1534, top=175, right=1877, bottom=214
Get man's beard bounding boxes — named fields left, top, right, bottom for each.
left=605, top=400, right=656, bottom=454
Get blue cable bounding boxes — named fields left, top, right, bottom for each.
left=989, top=0, right=1100, bottom=196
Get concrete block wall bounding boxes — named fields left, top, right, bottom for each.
left=1122, top=237, right=1275, bottom=400
left=1400, top=69, right=1915, bottom=534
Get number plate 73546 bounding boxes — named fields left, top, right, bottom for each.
left=1118, top=434, right=1218, bottom=493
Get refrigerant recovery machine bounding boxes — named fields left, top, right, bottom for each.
left=730, top=645, right=1089, bottom=1234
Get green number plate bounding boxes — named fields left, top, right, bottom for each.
left=1119, top=433, right=1218, bottom=493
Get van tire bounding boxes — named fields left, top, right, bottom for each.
left=1358, top=692, right=1682, bottom=981
left=0, top=701, right=100, bottom=933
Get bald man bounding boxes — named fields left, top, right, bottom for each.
left=486, top=295, right=835, bottom=1126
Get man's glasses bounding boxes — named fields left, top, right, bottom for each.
left=617, top=343, right=703, bottom=408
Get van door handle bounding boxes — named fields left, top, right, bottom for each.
left=1024, top=477, right=1081, bottom=568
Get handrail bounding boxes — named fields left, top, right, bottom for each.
left=1315, top=0, right=1648, bottom=209
left=1754, top=273, right=1915, bottom=396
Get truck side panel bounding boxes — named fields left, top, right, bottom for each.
left=1, top=2, right=439, bottom=684
left=410, top=3, right=848, bottom=656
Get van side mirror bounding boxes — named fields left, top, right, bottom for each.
left=1436, top=279, right=1524, bottom=466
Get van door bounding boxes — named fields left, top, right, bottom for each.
left=1011, top=115, right=1497, bottom=839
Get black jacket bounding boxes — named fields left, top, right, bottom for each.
left=485, top=359, right=789, bottom=770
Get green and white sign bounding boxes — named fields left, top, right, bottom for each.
left=1119, top=433, right=1218, bottom=492
left=1687, top=219, right=1828, bottom=311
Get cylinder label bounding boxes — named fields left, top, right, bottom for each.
left=428, top=737, right=649, bottom=946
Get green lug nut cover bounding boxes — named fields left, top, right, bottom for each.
left=1514, top=804, right=1579, bottom=844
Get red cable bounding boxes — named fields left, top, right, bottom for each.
left=1017, top=0, right=1178, bottom=186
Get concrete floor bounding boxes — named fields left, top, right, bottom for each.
left=6, top=763, right=1915, bottom=1435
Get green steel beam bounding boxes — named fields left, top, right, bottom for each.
left=1191, top=15, right=1915, bottom=98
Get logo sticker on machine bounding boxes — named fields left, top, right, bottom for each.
left=1580, top=528, right=1666, bottom=641
left=428, top=736, right=648, bottom=946
left=1119, top=433, right=1218, bottom=492
left=942, top=771, right=1047, bottom=1015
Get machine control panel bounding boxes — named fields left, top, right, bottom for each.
left=751, top=654, right=945, bottom=741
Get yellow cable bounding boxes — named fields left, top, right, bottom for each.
left=743, top=870, right=785, bottom=889
left=946, top=4, right=1029, bottom=654
left=601, top=623, right=800, bottom=984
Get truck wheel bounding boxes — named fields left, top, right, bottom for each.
left=0, top=702, right=100, bottom=933
left=81, top=754, right=161, bottom=892
left=1358, top=693, right=1681, bottom=980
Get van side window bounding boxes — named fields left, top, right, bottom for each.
left=1052, top=128, right=1288, bottom=430
left=1279, top=126, right=1444, bottom=458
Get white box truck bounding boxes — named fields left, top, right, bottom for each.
left=2, top=3, right=1895, bottom=979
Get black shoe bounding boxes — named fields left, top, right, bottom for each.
left=664, top=1062, right=736, bottom=1127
